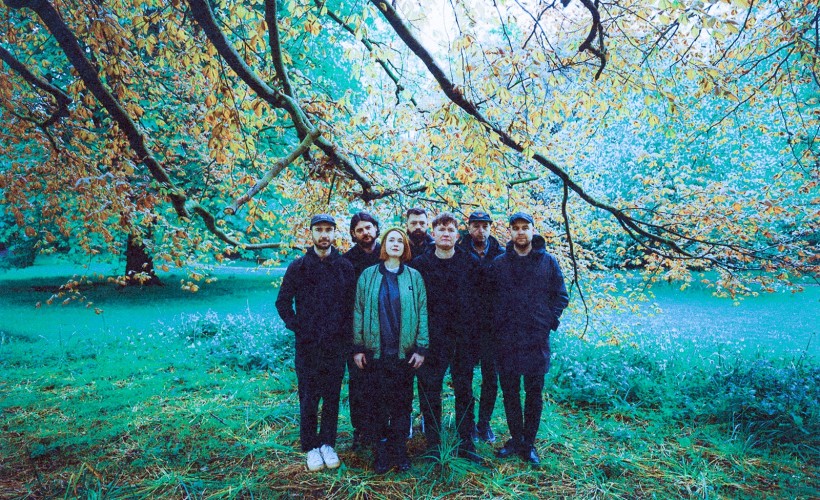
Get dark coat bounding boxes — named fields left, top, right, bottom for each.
left=410, top=246, right=480, bottom=360
left=490, top=235, right=569, bottom=375
left=409, top=234, right=434, bottom=259
left=343, top=242, right=382, bottom=279
left=275, top=246, right=356, bottom=350
left=459, top=234, right=505, bottom=337
left=458, top=234, right=505, bottom=263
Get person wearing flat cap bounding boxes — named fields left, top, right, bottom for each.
left=490, top=211, right=569, bottom=465
left=276, top=214, right=355, bottom=472
left=458, top=211, right=506, bottom=443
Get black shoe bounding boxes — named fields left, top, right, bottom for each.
left=476, top=422, right=496, bottom=443
left=520, top=445, right=540, bottom=465
left=457, top=445, right=484, bottom=464
left=496, top=438, right=521, bottom=459
left=374, top=439, right=391, bottom=474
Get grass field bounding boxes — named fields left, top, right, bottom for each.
left=1, top=261, right=818, bottom=498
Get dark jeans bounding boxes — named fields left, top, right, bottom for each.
left=347, top=357, right=373, bottom=442
left=417, top=345, right=476, bottom=445
left=294, top=346, right=346, bottom=451
left=477, top=336, right=498, bottom=426
left=498, top=371, right=545, bottom=447
left=370, top=356, right=414, bottom=456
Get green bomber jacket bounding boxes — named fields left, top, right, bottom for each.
left=352, top=263, right=429, bottom=359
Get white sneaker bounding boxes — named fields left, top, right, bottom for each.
left=306, top=448, right=325, bottom=471
left=319, top=444, right=341, bottom=469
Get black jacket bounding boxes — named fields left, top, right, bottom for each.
left=459, top=235, right=505, bottom=335
left=410, top=246, right=480, bottom=359
left=409, top=234, right=434, bottom=259
left=490, top=235, right=569, bottom=374
left=275, top=246, right=355, bottom=350
left=458, top=234, right=505, bottom=263
left=343, top=242, right=382, bottom=279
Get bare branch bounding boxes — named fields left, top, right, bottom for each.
left=577, top=0, right=607, bottom=79
left=561, top=181, right=589, bottom=338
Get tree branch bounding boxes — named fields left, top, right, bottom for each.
left=562, top=181, right=589, bottom=338
left=224, top=127, right=320, bottom=215
left=577, top=0, right=607, bottom=79
left=5, top=0, right=189, bottom=218
left=0, top=42, right=71, bottom=127
left=315, top=0, right=418, bottom=107
left=186, top=0, right=390, bottom=202
left=370, top=0, right=689, bottom=257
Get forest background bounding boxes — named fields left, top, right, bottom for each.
left=1, top=0, right=818, bottom=497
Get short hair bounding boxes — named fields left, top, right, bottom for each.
left=405, top=207, right=427, bottom=218
left=379, top=228, right=413, bottom=263
left=349, top=211, right=380, bottom=240
left=431, top=211, right=458, bottom=229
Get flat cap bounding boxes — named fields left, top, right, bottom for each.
left=508, top=211, right=534, bottom=225
left=468, top=211, right=492, bottom=223
left=310, top=213, right=336, bottom=228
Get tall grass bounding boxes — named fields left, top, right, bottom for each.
left=2, top=308, right=819, bottom=498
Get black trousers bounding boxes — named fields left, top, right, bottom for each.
left=498, top=371, right=545, bottom=447
left=347, top=357, right=374, bottom=442
left=370, top=356, right=414, bottom=456
left=417, top=345, right=476, bottom=445
left=477, top=335, right=498, bottom=426
left=294, top=346, right=346, bottom=451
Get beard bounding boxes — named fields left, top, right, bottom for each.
left=314, top=239, right=332, bottom=250
left=355, top=234, right=375, bottom=247
left=409, top=229, right=426, bottom=241
left=513, top=239, right=531, bottom=252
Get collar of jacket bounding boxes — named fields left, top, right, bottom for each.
left=458, top=234, right=501, bottom=255
left=504, top=234, right=546, bottom=257
left=348, top=241, right=381, bottom=257
left=378, top=261, right=405, bottom=275
left=305, top=245, right=341, bottom=263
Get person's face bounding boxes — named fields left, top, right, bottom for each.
left=352, top=220, right=377, bottom=247
left=383, top=231, right=405, bottom=260
left=311, top=222, right=335, bottom=250
left=406, top=214, right=428, bottom=240
left=468, top=221, right=490, bottom=244
left=433, top=222, right=458, bottom=251
left=510, top=220, right=533, bottom=249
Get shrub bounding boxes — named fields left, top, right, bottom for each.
left=172, top=310, right=293, bottom=371
left=704, top=359, right=820, bottom=447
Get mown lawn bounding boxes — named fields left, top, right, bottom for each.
left=1, top=266, right=818, bottom=498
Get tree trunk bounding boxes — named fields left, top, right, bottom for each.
left=125, top=233, right=161, bottom=286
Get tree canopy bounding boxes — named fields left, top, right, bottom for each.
left=1, top=0, right=818, bottom=301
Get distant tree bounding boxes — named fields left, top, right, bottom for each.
left=1, top=0, right=817, bottom=299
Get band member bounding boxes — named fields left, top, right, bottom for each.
left=491, top=212, right=569, bottom=465
left=353, top=228, right=428, bottom=473
left=343, top=212, right=381, bottom=449
left=275, top=214, right=355, bottom=471
left=411, top=212, right=483, bottom=463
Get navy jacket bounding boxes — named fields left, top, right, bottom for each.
left=459, top=235, right=505, bottom=336
left=343, top=242, right=382, bottom=279
left=490, top=235, right=569, bottom=375
left=275, top=246, right=355, bottom=351
left=410, top=246, right=480, bottom=360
